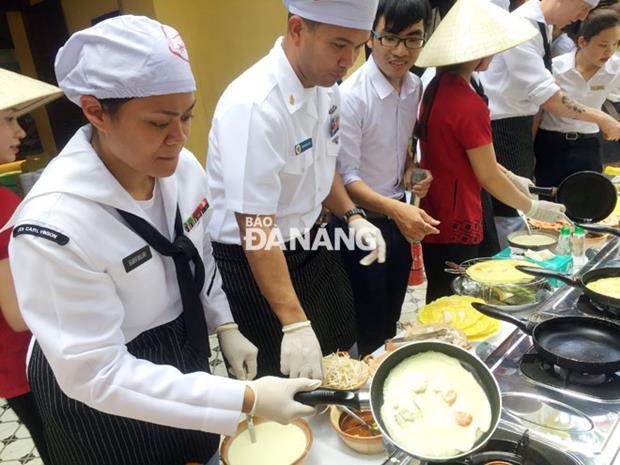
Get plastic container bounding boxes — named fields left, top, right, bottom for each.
left=572, top=226, right=586, bottom=257
left=556, top=226, right=572, bottom=256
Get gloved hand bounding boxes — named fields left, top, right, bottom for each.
left=348, top=218, right=387, bottom=266
left=526, top=200, right=568, bottom=223
left=506, top=171, right=537, bottom=199
left=217, top=323, right=258, bottom=380
left=280, top=321, right=323, bottom=379
left=248, top=376, right=321, bottom=424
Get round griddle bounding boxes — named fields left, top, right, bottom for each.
left=529, top=171, right=616, bottom=223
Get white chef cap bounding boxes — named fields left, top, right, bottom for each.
left=55, top=15, right=196, bottom=106
left=283, top=0, right=379, bottom=30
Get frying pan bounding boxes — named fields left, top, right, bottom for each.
left=528, top=171, right=616, bottom=222
left=576, top=222, right=620, bottom=238
left=515, top=265, right=620, bottom=317
left=472, top=302, right=620, bottom=375
left=294, top=341, right=502, bottom=464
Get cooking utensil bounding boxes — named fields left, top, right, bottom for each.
left=245, top=414, right=256, bottom=443
left=472, top=302, right=620, bottom=375
left=516, top=209, right=532, bottom=235
left=575, top=222, right=620, bottom=237
left=515, top=264, right=620, bottom=317
left=294, top=341, right=502, bottom=464
left=528, top=171, right=616, bottom=223
left=337, top=406, right=380, bottom=435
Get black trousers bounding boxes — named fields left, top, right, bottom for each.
left=28, top=316, right=219, bottom=465
left=212, top=240, right=356, bottom=377
left=332, top=216, right=412, bottom=357
left=423, top=242, right=485, bottom=304
left=6, top=392, right=51, bottom=464
left=534, top=129, right=602, bottom=189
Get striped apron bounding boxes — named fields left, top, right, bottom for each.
left=490, top=115, right=536, bottom=217
left=28, top=315, right=219, bottom=465
left=212, top=239, right=356, bottom=377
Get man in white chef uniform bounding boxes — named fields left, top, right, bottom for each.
left=206, top=0, right=386, bottom=378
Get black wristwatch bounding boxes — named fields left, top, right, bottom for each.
left=342, top=207, right=366, bottom=223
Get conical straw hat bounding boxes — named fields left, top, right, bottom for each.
left=0, top=68, right=63, bottom=116
left=416, top=0, right=537, bottom=68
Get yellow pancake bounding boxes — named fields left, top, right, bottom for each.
left=418, top=296, right=485, bottom=329
left=586, top=277, right=620, bottom=299
left=466, top=259, right=541, bottom=284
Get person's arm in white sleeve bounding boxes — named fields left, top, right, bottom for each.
left=201, top=230, right=258, bottom=381
left=9, top=230, right=246, bottom=436
left=501, top=37, right=560, bottom=107
left=337, top=91, right=364, bottom=187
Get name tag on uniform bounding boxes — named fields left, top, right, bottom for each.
left=13, top=224, right=69, bottom=246
left=591, top=85, right=606, bottom=91
left=294, top=138, right=313, bottom=155
left=123, top=246, right=152, bottom=273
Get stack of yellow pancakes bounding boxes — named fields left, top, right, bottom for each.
left=418, top=295, right=500, bottom=341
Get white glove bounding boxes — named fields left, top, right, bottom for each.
left=348, top=218, right=387, bottom=266
left=280, top=321, right=323, bottom=379
left=248, top=376, right=321, bottom=424
left=526, top=200, right=568, bottom=223
left=506, top=171, right=537, bottom=199
left=217, top=323, right=258, bottom=380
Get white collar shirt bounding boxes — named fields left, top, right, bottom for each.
left=338, top=55, right=422, bottom=199
left=541, top=52, right=620, bottom=134
left=479, top=0, right=560, bottom=120
left=206, top=37, right=340, bottom=244
left=5, top=125, right=244, bottom=436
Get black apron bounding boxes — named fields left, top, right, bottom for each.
left=491, top=22, right=552, bottom=218
left=212, top=232, right=356, bottom=377
left=28, top=207, right=219, bottom=465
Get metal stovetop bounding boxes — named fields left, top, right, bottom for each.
left=483, top=237, right=620, bottom=465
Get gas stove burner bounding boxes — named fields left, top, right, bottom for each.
left=439, top=431, right=573, bottom=465
left=520, top=349, right=620, bottom=402
left=549, top=362, right=609, bottom=386
left=576, top=294, right=620, bottom=320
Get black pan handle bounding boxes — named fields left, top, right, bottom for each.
left=293, top=388, right=360, bottom=409
left=471, top=302, right=534, bottom=334
left=576, top=222, right=620, bottom=238
left=515, top=265, right=581, bottom=288
left=529, top=186, right=557, bottom=197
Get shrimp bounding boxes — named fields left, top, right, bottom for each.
left=454, top=411, right=473, bottom=427
left=441, top=389, right=457, bottom=406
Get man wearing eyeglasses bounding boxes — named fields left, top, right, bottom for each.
left=334, top=0, right=440, bottom=356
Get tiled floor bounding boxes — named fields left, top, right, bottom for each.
left=0, top=283, right=427, bottom=464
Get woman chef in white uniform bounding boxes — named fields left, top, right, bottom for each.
left=4, top=15, right=319, bottom=465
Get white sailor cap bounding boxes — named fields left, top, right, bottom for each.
left=55, top=15, right=196, bottom=106
left=283, top=0, right=379, bottom=30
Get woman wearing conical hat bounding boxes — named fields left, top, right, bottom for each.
left=414, top=0, right=568, bottom=302
left=0, top=68, right=62, bottom=464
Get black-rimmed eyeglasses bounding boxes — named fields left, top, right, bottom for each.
left=371, top=30, right=425, bottom=50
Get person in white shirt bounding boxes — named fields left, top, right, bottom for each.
left=536, top=8, right=620, bottom=188
left=335, top=0, right=439, bottom=356
left=4, top=16, right=320, bottom=465
left=206, top=0, right=386, bottom=378
left=479, top=0, right=620, bottom=247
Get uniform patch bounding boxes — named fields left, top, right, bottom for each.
left=294, top=138, right=313, bottom=155
left=13, top=224, right=69, bottom=246
left=328, top=105, right=340, bottom=138
left=122, top=246, right=152, bottom=273
left=591, top=85, right=605, bottom=91
left=184, top=198, right=209, bottom=232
